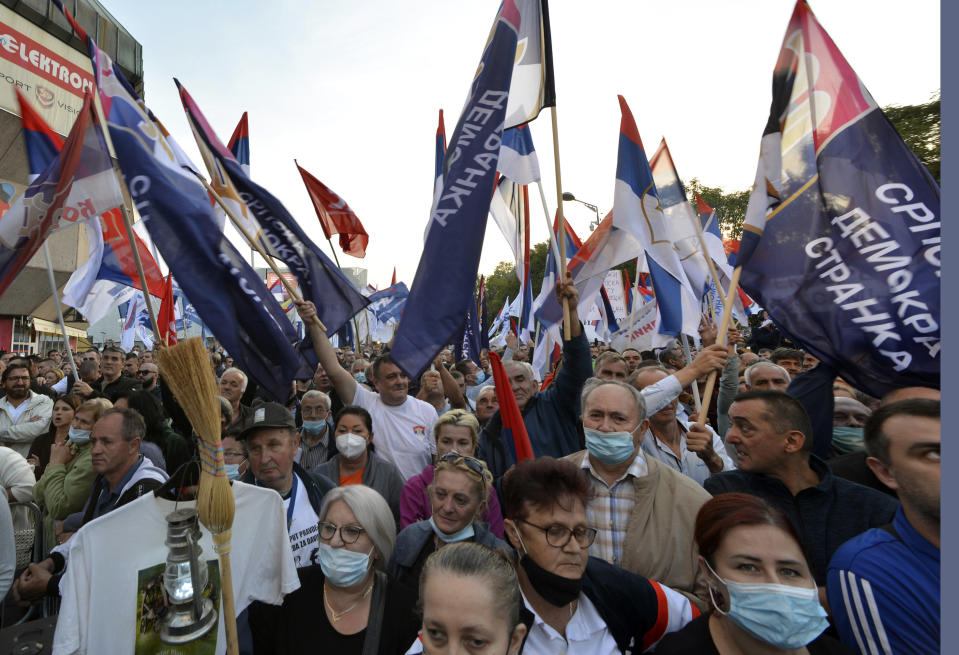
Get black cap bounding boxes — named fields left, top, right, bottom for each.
left=237, top=402, right=295, bottom=441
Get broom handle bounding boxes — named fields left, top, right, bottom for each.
left=192, top=172, right=327, bottom=333
left=213, top=532, right=239, bottom=655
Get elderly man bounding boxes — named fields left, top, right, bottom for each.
left=563, top=378, right=712, bottom=607
left=297, top=301, right=438, bottom=480
left=72, top=346, right=140, bottom=402
left=593, top=351, right=629, bottom=381
left=632, top=367, right=735, bottom=486
left=828, top=399, right=940, bottom=655
left=0, top=363, right=53, bottom=457
left=220, top=367, right=252, bottom=436
left=296, top=390, right=335, bottom=474
left=705, top=390, right=899, bottom=585
left=474, top=386, right=499, bottom=429
left=239, top=402, right=333, bottom=567
left=11, top=408, right=168, bottom=604
left=502, top=456, right=695, bottom=652
left=743, top=360, right=791, bottom=392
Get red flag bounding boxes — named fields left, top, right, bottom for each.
left=488, top=350, right=534, bottom=462
left=391, top=267, right=396, bottom=286
left=295, top=161, right=368, bottom=258
left=157, top=274, right=178, bottom=346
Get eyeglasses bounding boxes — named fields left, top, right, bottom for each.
left=318, top=522, right=366, bottom=544
left=519, top=519, right=597, bottom=549
left=438, top=452, right=486, bottom=477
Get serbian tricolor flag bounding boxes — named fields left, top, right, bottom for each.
left=739, top=0, right=939, bottom=396
left=489, top=350, right=534, bottom=462
left=227, top=112, right=250, bottom=174
left=157, top=274, right=178, bottom=346
left=295, top=161, right=369, bottom=258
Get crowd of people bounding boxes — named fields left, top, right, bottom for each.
left=0, top=275, right=939, bottom=654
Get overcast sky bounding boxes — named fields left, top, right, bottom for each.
left=106, top=0, right=939, bottom=289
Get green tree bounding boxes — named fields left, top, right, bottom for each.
left=684, top=179, right=750, bottom=239
left=882, top=91, right=940, bottom=184
left=480, top=242, right=551, bottom=326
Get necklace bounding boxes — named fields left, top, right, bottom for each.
left=323, top=579, right=375, bottom=624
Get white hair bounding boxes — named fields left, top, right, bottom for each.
left=221, top=367, right=248, bottom=391
left=301, top=389, right=331, bottom=411
left=744, top=361, right=791, bottom=387
left=580, top=377, right=648, bottom=423
left=319, top=486, right=396, bottom=571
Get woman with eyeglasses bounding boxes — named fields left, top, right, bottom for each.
left=656, top=493, right=850, bottom=655
left=399, top=409, right=504, bottom=536
left=502, top=457, right=697, bottom=653
left=388, top=453, right=509, bottom=596
left=249, top=485, right=420, bottom=654
left=315, top=406, right=406, bottom=526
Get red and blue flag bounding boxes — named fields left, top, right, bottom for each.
left=489, top=350, right=534, bottom=462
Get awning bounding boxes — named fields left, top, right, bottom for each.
left=31, top=317, right=87, bottom=339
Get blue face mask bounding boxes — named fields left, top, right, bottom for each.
left=831, top=426, right=865, bottom=454
left=706, top=561, right=828, bottom=649
left=316, top=543, right=373, bottom=588
left=584, top=427, right=636, bottom=465
left=354, top=372, right=367, bottom=385
left=473, top=370, right=486, bottom=385
left=301, top=420, right=327, bottom=436
left=68, top=427, right=91, bottom=445
left=225, top=463, right=242, bottom=481
left=428, top=516, right=475, bottom=543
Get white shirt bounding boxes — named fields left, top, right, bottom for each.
left=285, top=474, right=320, bottom=568
left=352, top=385, right=436, bottom=480
left=640, top=419, right=736, bottom=486
left=520, top=590, right=619, bottom=655
left=53, top=482, right=299, bottom=655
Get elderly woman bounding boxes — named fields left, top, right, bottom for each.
left=399, top=409, right=504, bottom=536
left=656, top=493, right=847, bottom=654
left=315, top=406, right=405, bottom=526
left=249, top=485, right=419, bottom=654
left=502, top=457, right=696, bottom=652
left=388, top=453, right=508, bottom=594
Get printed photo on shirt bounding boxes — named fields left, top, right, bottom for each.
left=134, top=559, right=221, bottom=655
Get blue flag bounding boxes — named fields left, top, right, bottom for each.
left=739, top=0, right=939, bottom=397
left=391, top=1, right=524, bottom=379
left=82, top=36, right=305, bottom=401
left=177, top=81, right=370, bottom=347
left=367, top=282, right=409, bottom=323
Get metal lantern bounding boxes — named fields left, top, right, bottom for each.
left=160, top=508, right=217, bottom=644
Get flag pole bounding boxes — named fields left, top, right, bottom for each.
left=87, top=91, right=163, bottom=346
left=535, top=181, right=562, bottom=265
left=192, top=173, right=327, bottom=332
left=688, top=211, right=728, bottom=310
left=41, top=242, right=79, bottom=376
left=549, top=107, right=572, bottom=340
left=320, top=236, right=361, bottom=355
left=696, top=266, right=742, bottom=428
left=679, top=333, right=701, bottom=413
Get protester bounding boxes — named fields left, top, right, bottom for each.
left=298, top=300, right=438, bottom=480
left=72, top=345, right=140, bottom=402
left=249, top=485, right=419, bottom=654
left=705, top=390, right=899, bottom=584
left=742, top=361, right=791, bottom=392
left=769, top=347, right=804, bottom=378
left=415, top=542, right=526, bottom=655
left=567, top=378, right=711, bottom=606
left=11, top=408, right=168, bottom=605
left=399, top=409, right=504, bottom=536
left=220, top=367, right=252, bottom=436
left=473, top=385, right=498, bottom=429
left=593, top=351, right=629, bottom=381
left=315, top=406, right=405, bottom=525
left=27, top=393, right=79, bottom=478
left=829, top=395, right=871, bottom=455
left=622, top=347, right=641, bottom=373
left=114, top=390, right=193, bottom=478
left=389, top=453, right=507, bottom=593
left=502, top=456, right=695, bottom=651
left=296, top=389, right=335, bottom=473
left=32, top=400, right=105, bottom=551
left=0, top=493, right=12, bottom=601
left=827, top=399, right=940, bottom=655
left=239, top=402, right=335, bottom=568
left=655, top=493, right=848, bottom=654
left=0, top=362, right=53, bottom=457
left=222, top=433, right=248, bottom=481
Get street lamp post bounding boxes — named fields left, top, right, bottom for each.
left=561, top=192, right=602, bottom=231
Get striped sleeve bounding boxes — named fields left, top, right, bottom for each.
left=640, top=580, right=697, bottom=652
left=828, top=567, right=894, bottom=655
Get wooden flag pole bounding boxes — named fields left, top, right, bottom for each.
left=691, top=218, right=728, bottom=311
left=696, top=266, right=742, bottom=428
left=549, top=106, right=572, bottom=340
left=193, top=174, right=327, bottom=332
left=41, top=242, right=79, bottom=376
left=679, top=333, right=702, bottom=413
left=87, top=91, right=163, bottom=346
left=321, top=236, right=362, bottom=355
left=535, top=181, right=562, bottom=266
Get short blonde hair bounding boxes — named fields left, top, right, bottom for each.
left=433, top=409, right=480, bottom=447
left=433, top=454, right=492, bottom=505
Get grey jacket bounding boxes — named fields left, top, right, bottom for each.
left=315, top=451, right=405, bottom=526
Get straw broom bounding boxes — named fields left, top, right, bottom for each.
left=157, top=338, right=238, bottom=655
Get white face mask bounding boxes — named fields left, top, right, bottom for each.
left=336, top=432, right=368, bottom=459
